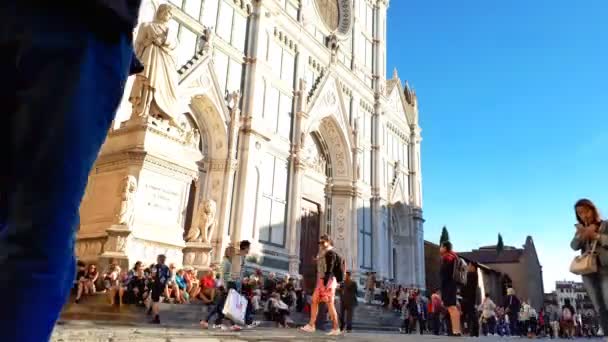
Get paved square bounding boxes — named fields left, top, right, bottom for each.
left=51, top=321, right=605, bottom=342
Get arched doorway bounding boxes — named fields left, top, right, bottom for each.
left=298, top=132, right=331, bottom=293
left=187, top=95, right=230, bottom=260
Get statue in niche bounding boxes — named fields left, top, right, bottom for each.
left=129, top=4, right=181, bottom=128
left=185, top=199, right=217, bottom=243
left=199, top=26, right=214, bottom=54
left=116, top=175, right=138, bottom=226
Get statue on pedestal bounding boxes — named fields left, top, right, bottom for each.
left=129, top=4, right=181, bottom=127
left=185, top=199, right=217, bottom=243
left=116, top=175, right=137, bottom=226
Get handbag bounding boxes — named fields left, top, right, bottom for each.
left=222, top=289, right=248, bottom=325
left=569, top=240, right=598, bottom=275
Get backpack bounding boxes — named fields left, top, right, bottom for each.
left=331, top=251, right=346, bottom=283
left=452, top=257, right=468, bottom=285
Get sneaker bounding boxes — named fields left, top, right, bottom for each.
left=199, top=321, right=209, bottom=329
left=231, top=325, right=242, bottom=331
left=300, top=324, right=315, bottom=333
left=212, top=324, right=223, bottom=329
left=246, top=321, right=260, bottom=329
left=327, top=329, right=342, bottom=336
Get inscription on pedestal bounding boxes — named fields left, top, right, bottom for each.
left=146, top=184, right=180, bottom=213
left=137, top=176, right=184, bottom=226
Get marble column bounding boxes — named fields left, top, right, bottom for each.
left=286, top=79, right=308, bottom=276
left=212, top=93, right=241, bottom=266
left=228, top=1, right=265, bottom=277
left=350, top=117, right=360, bottom=280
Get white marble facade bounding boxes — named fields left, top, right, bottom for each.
left=76, top=0, right=424, bottom=288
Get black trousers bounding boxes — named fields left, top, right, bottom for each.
left=431, top=313, right=441, bottom=335
left=402, top=317, right=412, bottom=333
left=340, top=304, right=354, bottom=331
left=418, top=318, right=426, bottom=334
left=464, top=306, right=479, bottom=336
left=482, top=316, right=497, bottom=335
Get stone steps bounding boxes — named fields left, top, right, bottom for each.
left=61, top=293, right=403, bottom=331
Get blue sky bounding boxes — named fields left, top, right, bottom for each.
left=386, top=0, right=608, bottom=291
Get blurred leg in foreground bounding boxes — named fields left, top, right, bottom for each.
left=0, top=2, right=139, bottom=341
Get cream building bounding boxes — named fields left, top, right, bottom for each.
left=76, top=0, right=425, bottom=289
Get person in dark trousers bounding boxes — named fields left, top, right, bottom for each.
left=440, top=241, right=462, bottom=336
left=430, top=289, right=443, bottom=335
left=461, top=262, right=480, bottom=337
left=150, top=254, right=170, bottom=324
left=339, top=271, right=358, bottom=333
left=503, top=287, right=521, bottom=336
left=0, top=1, right=141, bottom=340
left=416, top=295, right=428, bottom=334
left=227, top=240, right=259, bottom=328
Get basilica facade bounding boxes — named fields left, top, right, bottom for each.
left=76, top=0, right=425, bottom=289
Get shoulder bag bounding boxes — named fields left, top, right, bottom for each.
left=570, top=240, right=598, bottom=275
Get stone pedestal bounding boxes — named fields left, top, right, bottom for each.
left=182, top=242, right=213, bottom=271
left=99, top=225, right=132, bottom=271
left=78, top=118, right=202, bottom=269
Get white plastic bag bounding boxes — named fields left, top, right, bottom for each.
left=222, top=289, right=248, bottom=325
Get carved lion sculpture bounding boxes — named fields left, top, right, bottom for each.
left=186, top=199, right=217, bottom=243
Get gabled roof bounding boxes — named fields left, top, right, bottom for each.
left=386, top=68, right=418, bottom=126
left=459, top=249, right=523, bottom=264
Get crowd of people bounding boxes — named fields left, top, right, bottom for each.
left=368, top=268, right=602, bottom=338
left=420, top=197, right=608, bottom=339
left=70, top=199, right=608, bottom=338
left=72, top=238, right=347, bottom=332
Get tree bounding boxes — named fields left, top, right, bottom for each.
left=497, top=234, right=504, bottom=255
left=440, top=226, right=450, bottom=245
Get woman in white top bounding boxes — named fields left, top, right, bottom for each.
left=479, top=293, right=497, bottom=335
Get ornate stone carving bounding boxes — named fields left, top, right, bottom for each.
left=176, top=114, right=200, bottom=148
left=336, top=207, right=346, bottom=240
left=185, top=199, right=217, bottom=243
left=75, top=239, right=104, bottom=258
left=226, top=90, right=241, bottom=112
left=116, top=175, right=137, bottom=226
left=322, top=90, right=337, bottom=108
left=103, top=225, right=132, bottom=255
left=199, top=25, right=215, bottom=54
left=288, top=255, right=300, bottom=276
left=326, top=34, right=340, bottom=62
left=183, top=242, right=213, bottom=269
left=129, top=4, right=181, bottom=127
left=321, top=119, right=347, bottom=176
left=301, top=134, right=328, bottom=175
left=314, top=0, right=353, bottom=36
